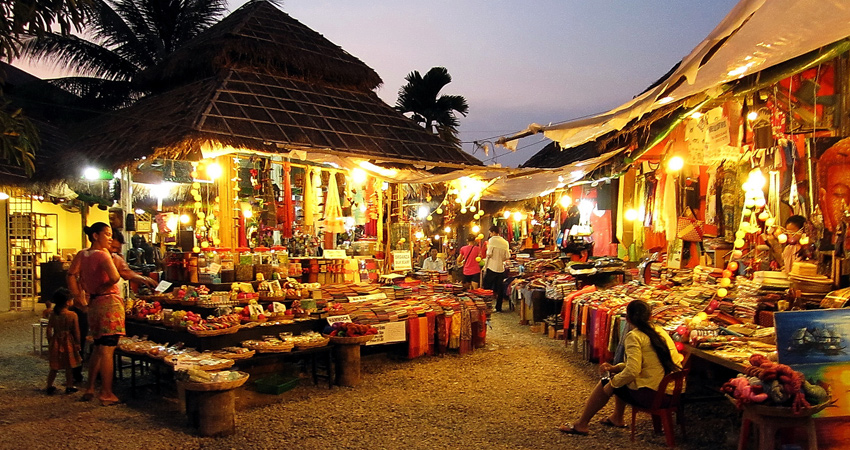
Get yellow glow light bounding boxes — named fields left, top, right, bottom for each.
left=206, top=162, right=223, bottom=180
left=799, top=236, right=810, bottom=245
left=444, top=226, right=451, bottom=233
left=667, top=156, right=684, bottom=172
left=624, top=209, right=638, bottom=221
left=559, top=195, right=572, bottom=208
left=472, top=225, right=480, bottom=233
left=503, top=211, right=511, bottom=219
left=243, top=209, right=253, bottom=219
left=748, top=169, right=766, bottom=190
left=351, top=168, right=368, bottom=185
left=747, top=111, right=759, bottom=121
left=513, top=212, right=523, bottom=221
left=415, top=231, right=424, bottom=239
left=180, top=214, right=190, bottom=224
left=777, top=234, right=787, bottom=244
left=0, top=192, right=8, bottom=200
left=717, top=288, right=728, bottom=298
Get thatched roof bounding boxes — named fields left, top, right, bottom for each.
left=138, top=0, right=382, bottom=92
left=71, top=67, right=482, bottom=171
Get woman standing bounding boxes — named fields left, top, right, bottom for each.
left=456, top=234, right=482, bottom=291
left=67, top=222, right=122, bottom=405
left=560, top=300, right=683, bottom=435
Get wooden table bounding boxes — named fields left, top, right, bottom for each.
left=683, top=345, right=748, bottom=373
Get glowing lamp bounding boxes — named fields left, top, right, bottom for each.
left=477, top=234, right=484, bottom=240
left=193, top=246, right=201, bottom=253
left=200, top=241, right=209, bottom=249
left=744, top=199, right=756, bottom=209
left=799, top=236, right=810, bottom=245
left=426, top=215, right=433, bottom=221
left=667, top=156, right=684, bottom=172
left=559, top=195, right=572, bottom=208
left=747, top=111, right=759, bottom=121
left=624, top=209, right=639, bottom=221
left=436, top=208, right=443, bottom=214
left=777, top=234, right=788, bottom=244
left=720, top=278, right=731, bottom=288
left=513, top=212, right=523, bottom=222
left=180, top=214, right=191, bottom=224
left=460, top=208, right=467, bottom=214
left=433, top=235, right=440, bottom=240
left=758, top=212, right=769, bottom=221
left=444, top=226, right=452, bottom=233
left=243, top=209, right=253, bottom=219
left=417, top=206, right=429, bottom=220
left=472, top=225, right=480, bottom=233
left=734, top=238, right=745, bottom=248
left=735, top=230, right=746, bottom=239
left=469, top=206, right=477, bottom=212
left=503, top=211, right=511, bottom=219
left=765, top=217, right=776, bottom=227
left=716, top=288, right=728, bottom=298
left=351, top=168, right=368, bottom=185
left=732, top=250, right=743, bottom=259
left=414, top=231, right=424, bottom=239
left=206, top=162, right=223, bottom=180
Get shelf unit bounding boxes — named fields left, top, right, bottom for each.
left=7, top=201, right=58, bottom=310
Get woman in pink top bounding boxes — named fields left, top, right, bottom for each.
left=67, top=222, right=121, bottom=405
left=456, top=234, right=482, bottom=291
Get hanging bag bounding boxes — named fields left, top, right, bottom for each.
left=676, top=207, right=704, bottom=242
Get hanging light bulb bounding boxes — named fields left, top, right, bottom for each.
left=180, top=214, right=191, bottom=224
left=436, top=208, right=443, bottom=214
left=717, top=288, right=728, bottom=298
left=513, top=211, right=523, bottom=221
left=427, top=215, right=433, bottom=221
left=472, top=225, right=480, bottom=233
left=747, top=111, right=759, bottom=121
left=734, top=238, right=745, bottom=248
left=444, top=226, right=451, bottom=233
left=777, top=233, right=788, bottom=244
left=503, top=211, right=511, bottom=219
left=206, top=162, right=223, bottom=180
left=799, top=236, right=810, bottom=245
left=469, top=205, right=476, bottom=212
left=667, top=156, right=684, bottom=172
left=624, top=209, right=639, bottom=221
left=414, top=231, right=424, bottom=239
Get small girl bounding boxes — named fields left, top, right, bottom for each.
left=46, top=288, right=82, bottom=395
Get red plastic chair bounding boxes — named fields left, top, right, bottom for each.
left=629, top=368, right=690, bottom=448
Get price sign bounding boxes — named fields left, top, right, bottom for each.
left=323, top=249, right=347, bottom=259
left=154, top=280, right=172, bottom=293
left=365, top=321, right=407, bottom=346
left=392, top=250, right=412, bottom=271
left=347, top=293, right=387, bottom=303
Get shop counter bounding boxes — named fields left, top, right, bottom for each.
left=683, top=345, right=748, bottom=373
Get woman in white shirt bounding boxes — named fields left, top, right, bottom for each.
left=559, top=300, right=683, bottom=435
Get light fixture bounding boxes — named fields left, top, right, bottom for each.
left=747, top=111, right=759, bottom=121
left=657, top=96, right=675, bottom=105
left=351, top=168, right=368, bottom=185
left=624, top=209, right=639, bottom=221
left=206, top=162, right=223, bottom=180
left=513, top=211, right=523, bottom=221
left=690, top=112, right=703, bottom=119
left=444, top=226, right=451, bottom=233
left=472, top=225, right=480, bottom=233
left=180, top=214, right=190, bottom=224
left=0, top=192, right=9, bottom=200
left=433, top=234, right=440, bottom=240
left=667, top=156, right=684, bottom=172
left=414, top=231, right=424, bottom=239
left=417, top=206, right=430, bottom=220
left=559, top=195, right=571, bottom=208
left=151, top=183, right=173, bottom=199
left=243, top=209, right=253, bottom=219
left=83, top=167, right=100, bottom=180
left=503, top=211, right=511, bottom=219
left=134, top=208, right=145, bottom=215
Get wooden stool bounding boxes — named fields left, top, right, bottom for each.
left=737, top=407, right=818, bottom=450
left=331, top=336, right=374, bottom=387
left=178, top=373, right=248, bottom=437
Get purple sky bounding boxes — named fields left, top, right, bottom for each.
left=265, top=0, right=740, bottom=166
left=20, top=1, right=740, bottom=167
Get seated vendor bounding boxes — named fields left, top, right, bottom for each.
left=781, top=215, right=806, bottom=274
left=421, top=248, right=445, bottom=272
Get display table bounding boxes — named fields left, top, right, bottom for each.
left=125, top=320, right=324, bottom=351
left=330, top=335, right=374, bottom=387
left=683, top=345, right=748, bottom=373
left=177, top=373, right=249, bottom=437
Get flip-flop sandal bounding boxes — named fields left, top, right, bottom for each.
left=558, top=423, right=589, bottom=436
left=600, top=418, right=628, bottom=429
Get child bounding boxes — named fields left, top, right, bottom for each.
left=46, top=288, right=82, bottom=395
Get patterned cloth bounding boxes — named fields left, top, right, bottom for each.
left=78, top=249, right=124, bottom=339
left=48, top=311, right=82, bottom=370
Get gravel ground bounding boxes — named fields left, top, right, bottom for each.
left=0, top=308, right=742, bottom=450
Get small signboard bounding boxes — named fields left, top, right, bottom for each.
left=154, top=280, right=172, bottom=293
left=392, top=250, right=412, bottom=271
left=323, top=249, right=347, bottom=259
left=365, top=321, right=407, bottom=346
left=326, top=314, right=352, bottom=325
left=347, top=293, right=387, bottom=303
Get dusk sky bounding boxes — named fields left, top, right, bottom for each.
left=260, top=0, right=740, bottom=166
left=19, top=0, right=741, bottom=167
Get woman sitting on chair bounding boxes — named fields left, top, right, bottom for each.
left=560, top=299, right=683, bottom=435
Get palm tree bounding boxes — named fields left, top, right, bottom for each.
left=18, top=0, right=227, bottom=110
left=395, top=66, right=469, bottom=148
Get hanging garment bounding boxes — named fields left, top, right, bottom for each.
left=302, top=166, right=315, bottom=233
left=282, top=162, right=294, bottom=238
left=323, top=172, right=345, bottom=233
left=706, top=163, right=718, bottom=225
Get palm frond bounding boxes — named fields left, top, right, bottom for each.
left=48, top=77, right=141, bottom=110
left=88, top=0, right=156, bottom=69
left=436, top=94, right=468, bottom=116
left=19, top=33, right=140, bottom=80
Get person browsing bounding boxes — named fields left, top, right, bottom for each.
left=457, top=234, right=482, bottom=290
left=481, top=225, right=510, bottom=312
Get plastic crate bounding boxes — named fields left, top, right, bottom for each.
left=254, top=375, right=299, bottom=395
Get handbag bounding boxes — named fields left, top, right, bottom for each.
left=676, top=207, right=704, bottom=242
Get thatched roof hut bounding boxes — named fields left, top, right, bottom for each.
left=68, top=0, right=481, bottom=175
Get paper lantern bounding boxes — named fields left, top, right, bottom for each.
left=720, top=278, right=731, bottom=287
left=716, top=288, right=728, bottom=298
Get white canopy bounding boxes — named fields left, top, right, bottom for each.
left=506, top=0, right=850, bottom=151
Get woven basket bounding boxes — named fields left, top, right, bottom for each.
left=293, top=337, right=330, bottom=350
left=242, top=341, right=294, bottom=353
left=212, top=350, right=255, bottom=360
left=176, top=371, right=249, bottom=392
left=324, top=334, right=375, bottom=345
left=188, top=325, right=241, bottom=337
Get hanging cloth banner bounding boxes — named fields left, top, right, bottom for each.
left=323, top=172, right=345, bottom=233
left=302, top=166, right=315, bottom=233
left=282, top=162, right=294, bottom=238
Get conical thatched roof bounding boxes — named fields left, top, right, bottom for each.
left=69, top=1, right=481, bottom=172
left=138, top=0, right=382, bottom=92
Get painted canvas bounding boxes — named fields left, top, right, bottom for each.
left=774, top=309, right=850, bottom=365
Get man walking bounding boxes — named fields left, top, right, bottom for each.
left=481, top=225, right=510, bottom=312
